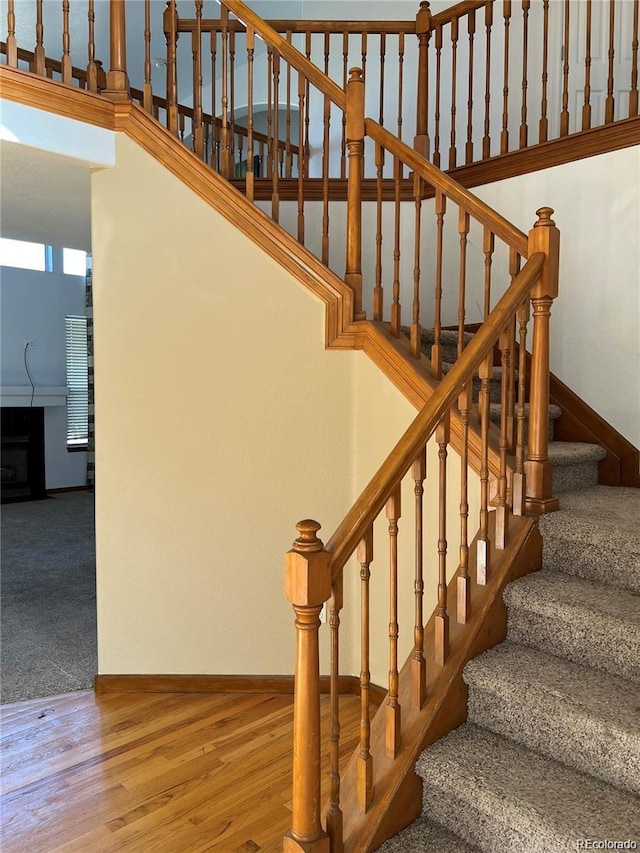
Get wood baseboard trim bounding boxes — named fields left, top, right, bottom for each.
left=94, top=673, right=386, bottom=704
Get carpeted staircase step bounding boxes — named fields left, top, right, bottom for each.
left=375, top=816, right=482, bottom=852
left=415, top=723, right=640, bottom=853
left=547, top=441, right=607, bottom=493
left=464, top=643, right=640, bottom=795
left=489, top=401, right=561, bottom=442
left=504, top=571, right=640, bottom=683
left=539, top=486, right=640, bottom=593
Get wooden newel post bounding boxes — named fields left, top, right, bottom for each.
left=284, top=520, right=331, bottom=853
left=525, top=207, right=560, bottom=514
left=104, top=0, right=130, bottom=100
left=346, top=68, right=366, bottom=321
left=414, top=1, right=432, bottom=159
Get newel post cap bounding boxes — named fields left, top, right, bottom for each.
left=285, top=520, right=331, bottom=606
left=416, top=1, right=431, bottom=33
left=528, top=206, right=560, bottom=300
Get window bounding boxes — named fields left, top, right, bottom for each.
left=63, top=248, right=87, bottom=277
left=0, top=238, right=47, bottom=271
left=65, top=316, right=88, bottom=448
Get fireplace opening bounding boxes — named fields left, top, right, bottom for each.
left=1, top=407, right=46, bottom=503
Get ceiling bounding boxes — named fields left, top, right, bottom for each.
left=0, top=141, right=93, bottom=251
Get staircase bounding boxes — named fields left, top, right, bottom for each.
left=377, top=419, right=640, bottom=851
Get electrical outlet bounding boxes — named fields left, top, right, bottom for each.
left=24, top=339, right=36, bottom=350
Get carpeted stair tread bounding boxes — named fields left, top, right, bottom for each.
left=504, top=571, right=640, bottom=683
left=416, top=723, right=640, bottom=853
left=545, top=441, right=607, bottom=492
left=489, top=401, right=562, bottom=422
left=464, top=642, right=640, bottom=795
left=539, top=486, right=640, bottom=592
left=375, top=816, right=482, bottom=852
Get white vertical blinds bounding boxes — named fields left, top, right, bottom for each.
left=65, top=316, right=88, bottom=447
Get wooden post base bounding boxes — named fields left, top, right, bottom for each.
left=284, top=833, right=330, bottom=853
left=525, top=495, right=560, bottom=515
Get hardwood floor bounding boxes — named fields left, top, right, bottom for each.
left=0, top=690, right=361, bottom=852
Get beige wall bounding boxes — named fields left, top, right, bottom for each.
left=92, top=135, right=482, bottom=679
left=91, top=135, right=360, bottom=675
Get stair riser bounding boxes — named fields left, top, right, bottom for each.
left=421, top=787, right=570, bottom=853
left=466, top=685, right=640, bottom=796
left=553, top=460, right=600, bottom=493
left=543, top=539, right=640, bottom=593
left=506, top=607, right=640, bottom=684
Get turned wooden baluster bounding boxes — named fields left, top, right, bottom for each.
left=435, top=414, right=449, bottom=666
left=285, top=32, right=293, bottom=178
left=560, top=0, right=570, bottom=136
left=341, top=32, right=349, bottom=179
left=410, top=173, right=423, bottom=359
left=105, top=0, right=130, bottom=99
left=297, top=70, right=306, bottom=244
left=357, top=528, right=374, bottom=812
left=386, top=486, right=401, bottom=758
left=304, top=33, right=311, bottom=178
left=6, top=0, right=17, bottom=68
left=192, top=1, right=204, bottom=160
left=346, top=68, right=365, bottom=320
left=322, top=34, right=331, bottom=266
left=631, top=0, right=639, bottom=117
left=457, top=382, right=471, bottom=623
left=582, top=0, right=593, bottom=131
left=283, top=520, right=331, bottom=853
left=412, top=448, right=427, bottom=708
left=495, top=327, right=511, bottom=550
left=272, top=51, right=280, bottom=223
left=211, top=30, right=217, bottom=158
left=432, top=190, right=446, bottom=379
left=391, top=155, right=402, bottom=336
left=512, top=298, right=530, bottom=516
left=33, top=0, right=45, bottom=77
left=326, top=574, right=343, bottom=853
left=539, top=0, right=550, bottom=143
left=179, top=111, right=185, bottom=144
left=415, top=1, right=432, bottom=160
left=466, top=9, right=476, bottom=165
left=374, top=142, right=385, bottom=321
left=477, top=353, right=492, bottom=584
left=482, top=0, right=493, bottom=160
left=501, top=0, right=511, bottom=154
left=246, top=26, right=255, bottom=202
left=449, top=15, right=459, bottom=169
left=434, top=24, right=443, bottom=167
left=506, top=250, right=521, bottom=453
left=267, top=47, right=273, bottom=180
left=605, top=0, right=616, bottom=123
left=142, top=0, right=152, bottom=111
left=163, top=0, right=179, bottom=132
left=87, top=1, right=98, bottom=93
left=379, top=32, right=387, bottom=128
left=220, top=7, right=231, bottom=177
left=61, top=0, right=71, bottom=85
left=398, top=32, right=406, bottom=143
left=458, top=208, right=469, bottom=356
left=229, top=27, right=236, bottom=168
left=519, top=0, right=530, bottom=148
left=525, top=208, right=560, bottom=513
left=483, top=226, right=495, bottom=318
left=361, top=32, right=368, bottom=84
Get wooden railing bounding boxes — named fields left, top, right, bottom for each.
left=415, top=0, right=640, bottom=168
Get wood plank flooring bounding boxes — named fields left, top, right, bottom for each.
left=0, top=690, right=361, bottom=852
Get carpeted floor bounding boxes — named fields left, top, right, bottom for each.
left=0, top=491, right=96, bottom=704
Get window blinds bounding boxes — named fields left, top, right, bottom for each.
left=65, top=316, right=88, bottom=447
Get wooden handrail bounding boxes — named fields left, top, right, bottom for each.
left=365, top=118, right=529, bottom=255
left=221, top=0, right=347, bottom=112
left=430, top=0, right=489, bottom=30
left=178, top=19, right=416, bottom=36
left=326, top=251, right=544, bottom=577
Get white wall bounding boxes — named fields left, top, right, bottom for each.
left=474, top=146, right=640, bottom=449
left=0, top=258, right=87, bottom=488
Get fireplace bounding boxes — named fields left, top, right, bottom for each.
left=1, top=407, right=46, bottom=503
